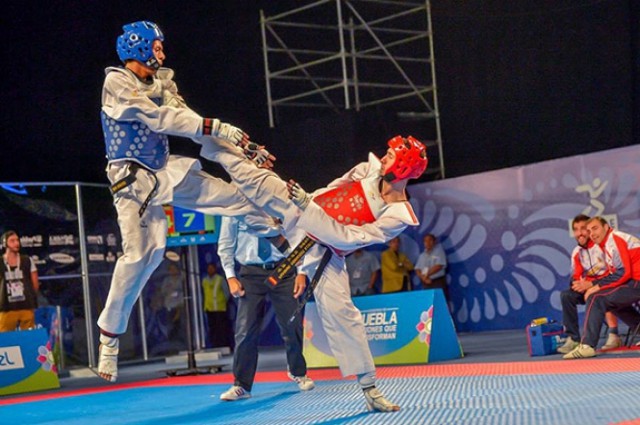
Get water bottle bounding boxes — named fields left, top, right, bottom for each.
left=531, top=317, right=549, bottom=326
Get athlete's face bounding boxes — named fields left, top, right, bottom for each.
left=587, top=220, right=609, bottom=245
left=572, top=220, right=590, bottom=247
left=129, top=39, right=166, bottom=78
left=380, top=148, right=397, bottom=176
left=152, top=40, right=165, bottom=67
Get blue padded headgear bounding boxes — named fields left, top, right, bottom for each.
left=116, top=21, right=164, bottom=69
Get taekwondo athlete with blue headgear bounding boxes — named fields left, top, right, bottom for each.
left=96, top=21, right=276, bottom=383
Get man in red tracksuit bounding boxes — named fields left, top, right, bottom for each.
left=558, top=214, right=622, bottom=354
left=563, top=216, right=640, bottom=359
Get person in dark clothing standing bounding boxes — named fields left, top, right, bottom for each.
left=0, top=230, right=40, bottom=332
left=217, top=216, right=314, bottom=401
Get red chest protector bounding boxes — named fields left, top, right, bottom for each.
left=310, top=180, right=377, bottom=256
left=313, top=180, right=376, bottom=225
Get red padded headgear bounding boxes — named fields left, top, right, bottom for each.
left=382, top=135, right=428, bottom=182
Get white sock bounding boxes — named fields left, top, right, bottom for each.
left=99, top=334, right=118, bottom=347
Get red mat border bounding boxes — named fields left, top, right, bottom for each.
left=2, top=357, right=639, bottom=406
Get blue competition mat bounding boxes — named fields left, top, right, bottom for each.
left=2, top=372, right=640, bottom=425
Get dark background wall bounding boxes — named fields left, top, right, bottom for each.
left=2, top=0, right=638, bottom=189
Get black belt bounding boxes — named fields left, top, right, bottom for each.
left=267, top=236, right=316, bottom=286
left=245, top=261, right=280, bottom=270
left=288, top=245, right=333, bottom=323
left=109, top=163, right=139, bottom=195
left=109, top=162, right=158, bottom=217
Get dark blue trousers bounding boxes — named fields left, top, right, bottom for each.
left=232, top=264, right=306, bottom=391
left=583, top=280, right=640, bottom=348
left=561, top=288, right=586, bottom=340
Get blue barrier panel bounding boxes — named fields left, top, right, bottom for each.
left=303, top=289, right=463, bottom=368
left=0, top=328, right=60, bottom=395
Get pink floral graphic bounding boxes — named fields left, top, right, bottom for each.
left=416, top=306, right=434, bottom=345
left=36, top=340, right=58, bottom=374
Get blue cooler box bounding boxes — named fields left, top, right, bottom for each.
left=526, top=323, right=565, bottom=356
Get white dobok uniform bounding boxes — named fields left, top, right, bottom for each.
left=98, top=66, right=263, bottom=334
left=200, top=141, right=419, bottom=376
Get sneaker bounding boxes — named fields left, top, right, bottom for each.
left=287, top=372, right=315, bottom=391
left=363, top=387, right=400, bottom=412
left=557, top=336, right=579, bottom=354
left=97, top=338, right=119, bottom=383
left=220, top=385, right=251, bottom=401
left=601, top=333, right=622, bottom=350
left=562, top=344, right=597, bottom=359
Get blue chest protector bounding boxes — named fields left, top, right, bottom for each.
left=101, top=97, right=169, bottom=170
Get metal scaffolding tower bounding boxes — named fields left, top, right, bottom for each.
left=260, top=0, right=445, bottom=180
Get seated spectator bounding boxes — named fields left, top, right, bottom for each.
left=558, top=214, right=623, bottom=354
left=380, top=237, right=413, bottom=293
left=346, top=248, right=380, bottom=296
left=564, top=217, right=640, bottom=359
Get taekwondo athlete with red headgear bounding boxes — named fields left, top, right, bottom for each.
left=198, top=134, right=428, bottom=413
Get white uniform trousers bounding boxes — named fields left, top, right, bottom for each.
left=98, top=156, right=260, bottom=334
left=314, top=251, right=376, bottom=377
left=199, top=140, right=301, bottom=237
